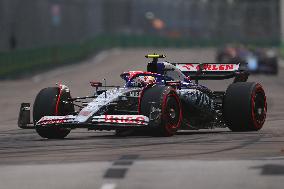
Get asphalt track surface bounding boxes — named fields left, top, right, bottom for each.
left=0, top=49, right=284, bottom=189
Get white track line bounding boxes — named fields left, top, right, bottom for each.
left=100, top=183, right=117, bottom=189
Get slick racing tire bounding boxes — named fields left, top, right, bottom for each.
left=33, top=87, right=74, bottom=139
left=223, top=82, right=267, bottom=132
left=139, top=85, right=182, bottom=136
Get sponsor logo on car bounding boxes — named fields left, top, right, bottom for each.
left=37, top=116, right=75, bottom=125
left=129, top=91, right=140, bottom=97
left=176, top=63, right=239, bottom=72
left=92, top=115, right=149, bottom=125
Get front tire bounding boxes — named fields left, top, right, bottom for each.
left=140, top=85, right=182, bottom=136
left=33, top=87, right=74, bottom=139
left=223, top=82, right=267, bottom=131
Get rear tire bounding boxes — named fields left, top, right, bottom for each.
left=223, top=82, right=267, bottom=131
left=140, top=85, right=182, bottom=136
left=33, top=87, right=74, bottom=139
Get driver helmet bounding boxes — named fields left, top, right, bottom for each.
left=132, top=76, right=156, bottom=87
left=143, top=76, right=156, bottom=84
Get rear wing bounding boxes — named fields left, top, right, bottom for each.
left=172, top=63, right=248, bottom=81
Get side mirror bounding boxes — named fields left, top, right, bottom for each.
left=90, top=81, right=102, bottom=88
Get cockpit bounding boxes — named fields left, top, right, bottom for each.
left=120, top=71, right=167, bottom=88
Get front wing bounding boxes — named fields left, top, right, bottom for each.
left=35, top=114, right=150, bottom=130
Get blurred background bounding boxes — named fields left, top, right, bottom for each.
left=0, top=0, right=282, bottom=78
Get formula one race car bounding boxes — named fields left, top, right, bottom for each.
left=216, top=45, right=278, bottom=75
left=18, top=54, right=267, bottom=139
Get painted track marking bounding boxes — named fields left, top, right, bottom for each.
left=104, top=168, right=128, bottom=179
left=100, top=183, right=117, bottom=189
